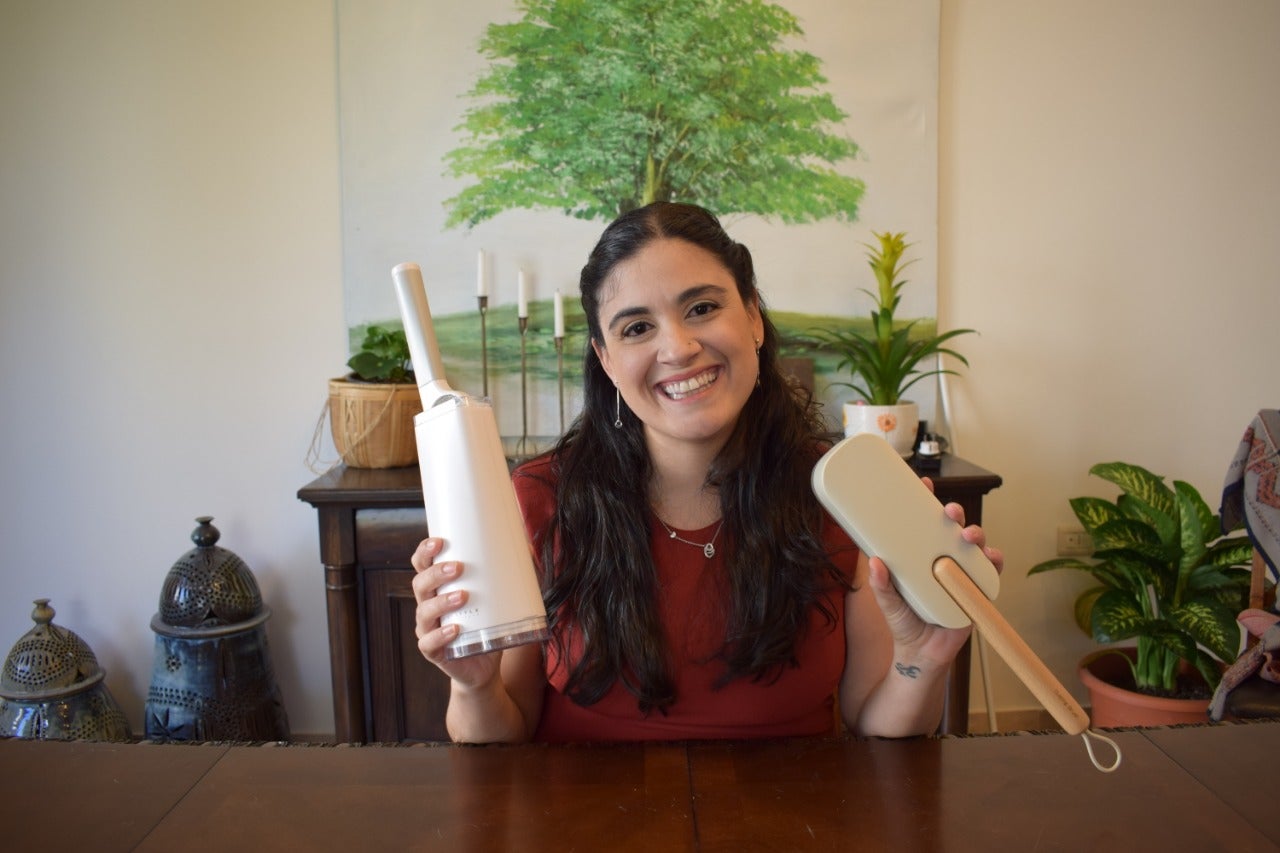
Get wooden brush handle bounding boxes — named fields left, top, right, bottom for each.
left=933, top=557, right=1091, bottom=736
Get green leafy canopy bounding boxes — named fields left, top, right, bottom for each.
left=444, top=0, right=865, bottom=226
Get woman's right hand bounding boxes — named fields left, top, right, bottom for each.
left=410, top=537, right=503, bottom=690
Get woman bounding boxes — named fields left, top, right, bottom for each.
left=411, top=202, right=1001, bottom=743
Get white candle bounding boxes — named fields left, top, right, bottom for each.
left=476, top=249, right=488, bottom=298
left=554, top=289, right=565, bottom=338
left=517, top=269, right=529, bottom=318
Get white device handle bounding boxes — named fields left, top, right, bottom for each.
left=391, top=262, right=453, bottom=407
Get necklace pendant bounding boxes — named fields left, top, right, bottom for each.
left=703, top=542, right=715, bottom=559
left=669, top=530, right=677, bottom=539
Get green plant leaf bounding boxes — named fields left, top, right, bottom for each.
left=1072, top=586, right=1106, bottom=635
left=1089, top=462, right=1176, bottom=518
left=1026, top=557, right=1095, bottom=575
left=1175, top=480, right=1218, bottom=540
left=346, top=325, right=413, bottom=382
left=1098, top=553, right=1157, bottom=596
left=1185, top=566, right=1242, bottom=592
left=1168, top=600, right=1242, bottom=663
left=1090, top=517, right=1164, bottom=557
left=1116, top=493, right=1177, bottom=546
left=1090, top=588, right=1149, bottom=643
left=1068, top=497, right=1124, bottom=535
left=1173, top=481, right=1210, bottom=578
left=1204, top=536, right=1254, bottom=567
left=1191, top=648, right=1225, bottom=691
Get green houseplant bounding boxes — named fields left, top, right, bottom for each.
left=812, top=231, right=975, bottom=405
left=327, top=325, right=422, bottom=469
left=1029, top=462, right=1255, bottom=714
left=807, top=231, right=975, bottom=454
left=345, top=325, right=415, bottom=383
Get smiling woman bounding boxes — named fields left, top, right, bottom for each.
left=591, top=239, right=764, bottom=459
left=406, top=202, right=1002, bottom=745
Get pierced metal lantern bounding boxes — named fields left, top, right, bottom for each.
left=0, top=598, right=132, bottom=741
left=145, top=516, right=289, bottom=741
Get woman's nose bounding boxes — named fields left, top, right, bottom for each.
left=657, top=325, right=700, bottom=363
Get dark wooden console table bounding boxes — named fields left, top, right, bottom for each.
left=298, top=454, right=1001, bottom=742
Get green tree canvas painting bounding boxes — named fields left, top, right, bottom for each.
left=443, top=0, right=865, bottom=227
left=338, top=0, right=939, bottom=441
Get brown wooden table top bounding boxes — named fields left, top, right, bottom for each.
left=2, top=723, right=1276, bottom=852
left=134, top=742, right=695, bottom=853
left=689, top=728, right=1276, bottom=852
left=1141, top=721, right=1279, bottom=847
left=0, top=740, right=229, bottom=853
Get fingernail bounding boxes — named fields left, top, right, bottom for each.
left=447, top=591, right=464, bottom=606
left=441, top=562, right=459, bottom=577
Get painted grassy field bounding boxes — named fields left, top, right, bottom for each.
left=349, top=302, right=940, bottom=434
left=352, top=302, right=938, bottom=382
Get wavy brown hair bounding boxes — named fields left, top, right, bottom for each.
left=516, top=202, right=852, bottom=713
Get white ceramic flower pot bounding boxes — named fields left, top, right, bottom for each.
left=842, top=401, right=919, bottom=458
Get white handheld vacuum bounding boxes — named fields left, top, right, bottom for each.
left=392, top=262, right=549, bottom=659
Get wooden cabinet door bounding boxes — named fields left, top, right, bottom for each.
left=363, top=568, right=451, bottom=742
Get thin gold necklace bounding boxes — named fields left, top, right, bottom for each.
left=654, top=515, right=725, bottom=559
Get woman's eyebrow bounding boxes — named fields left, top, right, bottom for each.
left=605, top=284, right=731, bottom=334
left=678, top=283, right=730, bottom=303
left=605, top=304, right=649, bottom=334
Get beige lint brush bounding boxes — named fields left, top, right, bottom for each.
left=813, top=434, right=1121, bottom=773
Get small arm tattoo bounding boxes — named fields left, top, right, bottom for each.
left=894, top=662, right=922, bottom=679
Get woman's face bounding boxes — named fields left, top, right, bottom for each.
left=592, top=237, right=764, bottom=455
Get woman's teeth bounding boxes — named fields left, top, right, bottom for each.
left=661, top=370, right=717, bottom=399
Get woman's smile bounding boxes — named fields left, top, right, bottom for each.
left=658, top=366, right=720, bottom=400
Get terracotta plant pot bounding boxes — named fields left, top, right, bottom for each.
left=1078, top=648, right=1211, bottom=728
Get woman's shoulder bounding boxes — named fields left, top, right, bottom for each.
left=513, top=450, right=559, bottom=481
left=512, top=451, right=560, bottom=509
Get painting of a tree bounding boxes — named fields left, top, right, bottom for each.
left=444, top=0, right=864, bottom=227
left=337, top=0, right=939, bottom=435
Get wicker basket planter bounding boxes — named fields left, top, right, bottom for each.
left=327, top=377, right=422, bottom=469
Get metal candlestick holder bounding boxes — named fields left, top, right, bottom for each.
left=517, top=316, right=530, bottom=456
left=555, top=335, right=565, bottom=434
left=477, top=295, right=489, bottom=398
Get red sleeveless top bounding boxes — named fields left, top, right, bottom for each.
left=513, top=455, right=859, bottom=742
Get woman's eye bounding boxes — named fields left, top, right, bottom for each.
left=689, top=301, right=719, bottom=318
left=621, top=320, right=652, bottom=338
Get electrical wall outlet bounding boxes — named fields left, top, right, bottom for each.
left=1056, top=525, right=1094, bottom=557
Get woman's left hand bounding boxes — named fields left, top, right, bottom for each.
left=865, top=498, right=1004, bottom=666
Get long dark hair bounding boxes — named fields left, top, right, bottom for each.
left=519, top=202, right=849, bottom=713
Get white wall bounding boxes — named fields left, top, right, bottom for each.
left=0, top=1, right=345, bottom=735
left=940, top=0, right=1280, bottom=716
left=1, top=1, right=1276, bottom=738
